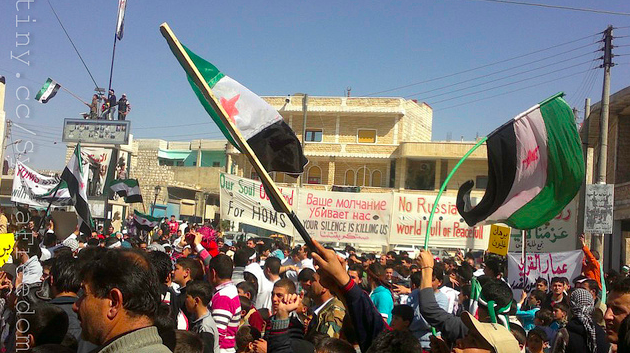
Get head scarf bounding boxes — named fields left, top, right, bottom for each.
left=570, top=288, right=597, bottom=353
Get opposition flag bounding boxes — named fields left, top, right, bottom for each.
left=110, top=178, right=143, bottom=203
left=456, top=93, right=584, bottom=230
left=133, top=210, right=160, bottom=231
left=115, top=0, right=127, bottom=40
left=61, top=143, right=95, bottom=234
left=179, top=46, right=308, bottom=175
left=35, top=78, right=61, bottom=103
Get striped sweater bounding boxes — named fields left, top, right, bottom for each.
left=210, top=281, right=241, bottom=353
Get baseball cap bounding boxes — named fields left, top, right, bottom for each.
left=461, top=312, right=521, bottom=353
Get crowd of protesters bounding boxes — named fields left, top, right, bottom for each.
left=1, top=211, right=630, bottom=353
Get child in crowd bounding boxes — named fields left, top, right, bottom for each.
left=516, top=289, right=546, bottom=331
left=185, top=280, right=220, bottom=353
left=239, top=295, right=265, bottom=333
left=390, top=305, right=414, bottom=331
left=235, top=325, right=261, bottom=353
left=550, top=302, right=569, bottom=330
left=526, top=327, right=550, bottom=353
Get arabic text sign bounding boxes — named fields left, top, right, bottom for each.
left=389, top=193, right=489, bottom=249
left=584, top=184, right=614, bottom=234
left=0, top=234, right=14, bottom=267
left=296, top=189, right=391, bottom=245
left=507, top=250, right=583, bottom=301
left=219, top=173, right=296, bottom=235
left=11, top=161, right=71, bottom=207
left=509, top=199, right=577, bottom=253
left=488, top=225, right=510, bottom=256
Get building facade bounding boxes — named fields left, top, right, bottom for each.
left=229, top=95, right=488, bottom=198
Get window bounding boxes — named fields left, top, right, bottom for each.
left=405, top=160, right=436, bottom=190
left=345, top=170, right=355, bottom=186
left=305, top=129, right=323, bottom=142
left=371, top=170, right=382, bottom=187
left=439, top=160, right=449, bottom=191
left=357, top=129, right=377, bottom=144
left=476, top=175, right=488, bottom=189
left=307, top=166, right=321, bottom=184
left=213, top=161, right=221, bottom=167
left=176, top=161, right=185, bottom=167
left=275, top=172, right=285, bottom=183
left=356, top=167, right=370, bottom=186
left=251, top=171, right=259, bottom=181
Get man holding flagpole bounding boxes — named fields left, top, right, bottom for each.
left=61, top=143, right=95, bottom=235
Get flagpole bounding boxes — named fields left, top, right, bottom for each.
left=36, top=181, right=61, bottom=233
left=521, top=229, right=527, bottom=292
left=107, top=33, right=117, bottom=96
left=424, top=136, right=487, bottom=249
left=159, top=23, right=317, bottom=251
left=58, top=84, right=89, bottom=106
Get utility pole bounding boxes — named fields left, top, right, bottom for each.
left=593, top=25, right=614, bottom=263
left=576, top=98, right=590, bottom=245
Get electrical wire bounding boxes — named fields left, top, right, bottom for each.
left=404, top=44, right=598, bottom=98
left=361, top=31, right=601, bottom=96
left=434, top=67, right=597, bottom=111
left=46, top=0, right=100, bottom=89
left=427, top=63, right=596, bottom=105
left=414, top=58, right=595, bottom=102
left=465, top=0, right=630, bottom=16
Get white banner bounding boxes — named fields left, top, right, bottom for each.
left=219, top=173, right=296, bottom=235
left=509, top=199, right=578, bottom=253
left=296, top=189, right=392, bottom=245
left=82, top=147, right=113, bottom=197
left=11, top=161, right=70, bottom=207
left=389, top=193, right=489, bottom=250
left=507, top=250, right=583, bottom=300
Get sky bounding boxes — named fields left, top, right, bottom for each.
left=1, top=0, right=629, bottom=170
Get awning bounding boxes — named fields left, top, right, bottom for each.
left=157, top=149, right=191, bottom=160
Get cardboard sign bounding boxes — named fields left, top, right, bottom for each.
left=488, top=225, right=511, bottom=256
left=0, top=234, right=14, bottom=266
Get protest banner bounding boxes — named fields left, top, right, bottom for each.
left=82, top=147, right=113, bottom=197
left=11, top=161, right=71, bottom=207
left=488, top=224, right=510, bottom=256
left=296, top=189, right=391, bottom=245
left=0, top=234, right=14, bottom=266
left=507, top=250, right=583, bottom=300
left=219, top=173, right=296, bottom=235
left=508, top=199, right=577, bottom=253
left=584, top=184, right=614, bottom=234
left=389, top=193, right=489, bottom=249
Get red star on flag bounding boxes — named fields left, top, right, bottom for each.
left=522, top=146, right=540, bottom=168
left=220, top=94, right=240, bottom=124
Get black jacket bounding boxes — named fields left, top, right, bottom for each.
left=557, top=318, right=610, bottom=353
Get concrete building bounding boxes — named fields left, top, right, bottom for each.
left=229, top=95, right=488, bottom=198
left=582, top=85, right=630, bottom=270
left=129, top=139, right=227, bottom=221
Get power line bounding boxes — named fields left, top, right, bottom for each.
left=404, top=47, right=596, bottom=99
left=435, top=67, right=597, bottom=111
left=465, top=0, right=630, bottom=16
left=46, top=0, right=100, bottom=89
left=422, top=59, right=595, bottom=104
left=361, top=32, right=601, bottom=96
